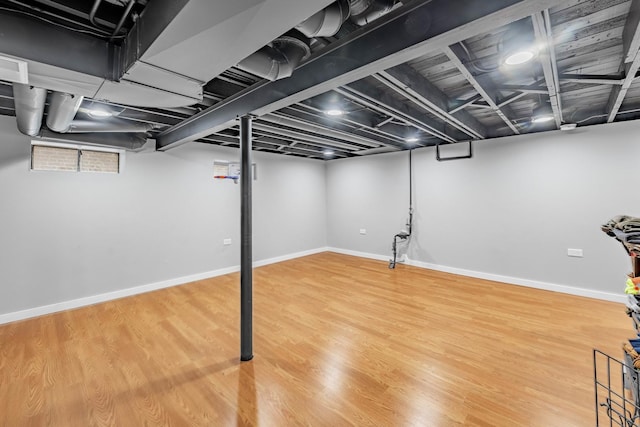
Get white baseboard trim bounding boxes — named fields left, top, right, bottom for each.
left=326, top=247, right=390, bottom=262
left=254, top=247, right=329, bottom=268
left=0, top=247, right=329, bottom=325
left=327, top=247, right=625, bottom=304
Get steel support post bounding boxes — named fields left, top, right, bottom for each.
left=240, top=115, right=253, bottom=362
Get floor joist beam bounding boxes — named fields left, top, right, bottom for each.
left=376, top=64, right=486, bottom=139
left=532, top=11, right=563, bottom=128
left=156, top=0, right=565, bottom=150
left=607, top=0, right=640, bottom=122
left=444, top=44, right=521, bottom=134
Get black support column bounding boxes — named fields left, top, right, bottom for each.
left=240, top=115, right=254, bottom=362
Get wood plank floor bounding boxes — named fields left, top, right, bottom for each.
left=0, top=252, right=632, bottom=426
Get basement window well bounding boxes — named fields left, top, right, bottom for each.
left=31, top=142, right=122, bottom=174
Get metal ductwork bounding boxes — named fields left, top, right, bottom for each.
left=39, top=129, right=148, bottom=151
left=349, top=0, right=396, bottom=26
left=236, top=34, right=311, bottom=81
left=295, top=0, right=350, bottom=37
left=12, top=83, right=47, bottom=136
left=46, top=92, right=84, bottom=133
left=64, top=119, right=154, bottom=133
left=45, top=91, right=152, bottom=134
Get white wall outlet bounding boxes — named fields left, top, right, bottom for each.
left=359, top=229, right=367, bottom=235
left=223, top=238, right=232, bottom=246
left=567, top=248, right=583, bottom=257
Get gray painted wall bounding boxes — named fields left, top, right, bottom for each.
left=327, top=120, right=640, bottom=295
left=0, top=116, right=326, bottom=315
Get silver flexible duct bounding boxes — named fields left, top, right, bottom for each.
left=295, top=0, right=350, bottom=37
left=12, top=83, right=47, bottom=136
left=236, top=35, right=311, bottom=81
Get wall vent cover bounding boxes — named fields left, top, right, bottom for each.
left=0, top=55, right=28, bottom=84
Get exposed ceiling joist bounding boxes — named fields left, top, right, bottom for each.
left=497, top=85, right=548, bottom=94
left=339, top=80, right=457, bottom=143
left=498, top=92, right=528, bottom=108
left=277, top=106, right=405, bottom=149
left=607, top=0, right=640, bottom=123
left=262, top=113, right=385, bottom=149
left=624, top=0, right=640, bottom=63
left=251, top=121, right=363, bottom=151
left=156, top=0, right=566, bottom=150
left=532, top=10, right=563, bottom=128
left=449, top=95, right=483, bottom=114
left=444, top=44, right=521, bottom=134
left=558, top=74, right=624, bottom=85
left=375, top=64, right=487, bottom=139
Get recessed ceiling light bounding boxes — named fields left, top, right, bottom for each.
left=504, top=49, right=536, bottom=66
left=87, top=109, right=113, bottom=118
left=406, top=137, right=419, bottom=143
left=532, top=115, right=554, bottom=124
left=325, top=109, right=344, bottom=116
left=531, top=104, right=554, bottom=124
left=323, top=150, right=335, bottom=156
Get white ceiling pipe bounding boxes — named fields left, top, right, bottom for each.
left=12, top=83, right=47, bottom=136
left=46, top=92, right=84, bottom=132
left=295, top=0, right=350, bottom=37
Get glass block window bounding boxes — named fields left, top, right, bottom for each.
left=79, top=150, right=119, bottom=173
left=31, top=143, right=121, bottom=174
left=31, top=145, right=78, bottom=172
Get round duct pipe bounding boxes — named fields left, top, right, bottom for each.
left=46, top=92, right=84, bottom=132
left=65, top=119, right=154, bottom=133
left=295, top=0, right=350, bottom=37
left=236, top=34, right=311, bottom=81
left=12, top=83, right=47, bottom=136
left=349, top=0, right=396, bottom=26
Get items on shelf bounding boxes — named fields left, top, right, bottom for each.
left=602, top=215, right=640, bottom=257
left=628, top=277, right=640, bottom=295
left=623, top=341, right=640, bottom=369
left=595, top=215, right=640, bottom=425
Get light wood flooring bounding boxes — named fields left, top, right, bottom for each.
left=0, top=252, right=632, bottom=426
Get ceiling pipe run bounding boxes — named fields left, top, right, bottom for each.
left=64, top=119, right=154, bottom=133
left=45, top=91, right=152, bottom=133
left=46, top=92, right=84, bottom=132
left=236, top=34, right=311, bottom=81
left=349, top=0, right=397, bottom=26
left=12, top=83, right=47, bottom=136
left=295, top=0, right=350, bottom=37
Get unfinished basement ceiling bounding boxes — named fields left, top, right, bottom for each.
left=0, top=0, right=638, bottom=159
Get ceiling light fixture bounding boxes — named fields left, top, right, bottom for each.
left=500, top=18, right=539, bottom=67
left=406, top=137, right=419, bottom=143
left=87, top=109, right=113, bottom=118
left=325, top=109, right=344, bottom=116
left=504, top=49, right=536, bottom=66
left=531, top=105, right=554, bottom=124
left=323, top=150, right=335, bottom=157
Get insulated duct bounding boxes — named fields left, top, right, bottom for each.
left=349, top=0, right=396, bottom=26
left=236, top=34, right=311, bottom=81
left=64, top=119, right=154, bottom=133
left=46, top=92, right=84, bottom=132
left=12, top=83, right=47, bottom=136
left=45, top=91, right=152, bottom=134
left=295, top=0, right=350, bottom=37
left=38, top=129, right=148, bottom=151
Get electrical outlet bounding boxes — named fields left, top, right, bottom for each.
left=360, top=229, right=367, bottom=235
left=567, top=248, right=583, bottom=257
left=223, top=238, right=232, bottom=246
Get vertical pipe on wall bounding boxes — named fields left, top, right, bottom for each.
left=240, top=115, right=254, bottom=362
